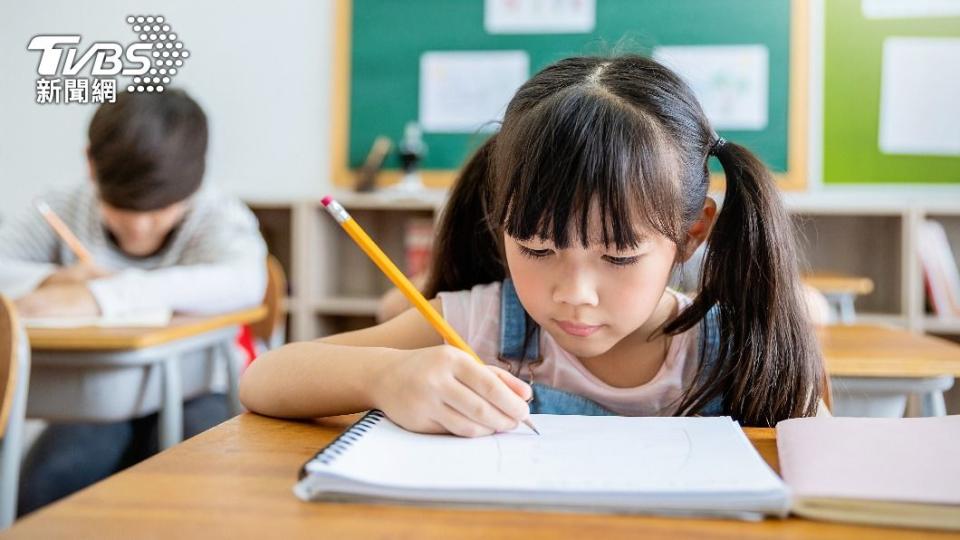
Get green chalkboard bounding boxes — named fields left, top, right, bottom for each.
left=341, top=0, right=802, bottom=186
left=824, top=0, right=960, bottom=184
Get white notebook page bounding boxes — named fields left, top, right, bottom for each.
left=306, top=414, right=784, bottom=494
left=24, top=308, right=173, bottom=328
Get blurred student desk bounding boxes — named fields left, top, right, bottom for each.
left=24, top=306, right=266, bottom=449
left=820, top=324, right=960, bottom=417
left=803, top=272, right=875, bottom=324
left=2, top=412, right=945, bottom=539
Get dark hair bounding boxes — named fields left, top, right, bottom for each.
left=425, top=55, right=822, bottom=426
left=87, top=88, right=208, bottom=211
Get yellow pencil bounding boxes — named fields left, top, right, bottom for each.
left=35, top=200, right=96, bottom=265
left=321, top=195, right=539, bottom=435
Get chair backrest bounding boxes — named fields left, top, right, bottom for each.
left=0, top=296, right=20, bottom=439
left=822, top=366, right=834, bottom=413
left=250, top=255, right=287, bottom=344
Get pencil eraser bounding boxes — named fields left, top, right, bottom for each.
left=321, top=195, right=333, bottom=207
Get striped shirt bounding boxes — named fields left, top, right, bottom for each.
left=0, top=182, right=267, bottom=316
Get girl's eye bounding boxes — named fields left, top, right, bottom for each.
left=517, top=245, right=552, bottom=259
left=603, top=255, right=641, bottom=267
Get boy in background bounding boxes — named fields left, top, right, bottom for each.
left=0, top=89, right=267, bottom=515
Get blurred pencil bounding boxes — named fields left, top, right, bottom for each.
left=35, top=200, right=95, bottom=265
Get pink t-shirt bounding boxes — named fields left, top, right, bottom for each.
left=438, top=281, right=702, bottom=416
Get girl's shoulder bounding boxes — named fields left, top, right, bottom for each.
left=436, top=281, right=504, bottom=362
left=436, top=280, right=503, bottom=322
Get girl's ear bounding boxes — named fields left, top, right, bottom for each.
left=680, top=197, right=717, bottom=261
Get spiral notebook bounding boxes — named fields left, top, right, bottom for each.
left=294, top=411, right=789, bottom=519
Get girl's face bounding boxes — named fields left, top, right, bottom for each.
left=503, top=204, right=680, bottom=360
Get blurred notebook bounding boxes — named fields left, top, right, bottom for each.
left=295, top=412, right=789, bottom=520
left=24, top=308, right=172, bottom=328
left=777, top=416, right=960, bottom=530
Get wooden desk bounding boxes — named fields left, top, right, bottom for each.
left=26, top=307, right=267, bottom=350
left=3, top=413, right=944, bottom=539
left=821, top=324, right=960, bottom=378
left=821, top=324, right=960, bottom=416
left=804, top=272, right=875, bottom=324
left=25, top=306, right=266, bottom=448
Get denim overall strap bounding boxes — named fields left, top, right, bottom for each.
left=498, top=279, right=617, bottom=416
left=498, top=278, right=539, bottom=361
left=694, top=304, right=725, bottom=416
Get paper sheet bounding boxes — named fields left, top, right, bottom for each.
left=878, top=37, right=960, bottom=157
left=24, top=308, right=173, bottom=328
left=419, top=51, right=529, bottom=133
left=306, top=414, right=784, bottom=494
left=862, top=0, right=960, bottom=19
left=653, top=45, right=769, bottom=131
left=484, top=0, right=595, bottom=34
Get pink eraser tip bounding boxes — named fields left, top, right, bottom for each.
left=321, top=195, right=333, bottom=207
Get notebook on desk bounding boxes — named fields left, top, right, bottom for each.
left=777, top=415, right=960, bottom=531
left=24, top=308, right=173, bottom=328
left=294, top=412, right=790, bottom=520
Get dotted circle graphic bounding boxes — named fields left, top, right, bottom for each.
left=125, top=15, right=189, bottom=93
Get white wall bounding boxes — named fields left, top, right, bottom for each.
left=0, top=0, right=334, bottom=220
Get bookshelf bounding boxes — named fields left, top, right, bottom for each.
left=248, top=190, right=447, bottom=342
left=917, top=207, right=960, bottom=335
left=784, top=192, right=960, bottom=336
left=248, top=190, right=960, bottom=343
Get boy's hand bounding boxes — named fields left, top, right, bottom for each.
left=15, top=283, right=101, bottom=317
left=372, top=345, right=533, bottom=437
left=41, top=263, right=112, bottom=286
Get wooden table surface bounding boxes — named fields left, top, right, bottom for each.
left=4, top=413, right=952, bottom=539
left=804, top=272, right=875, bottom=296
left=821, top=324, right=960, bottom=378
left=25, top=306, right=268, bottom=351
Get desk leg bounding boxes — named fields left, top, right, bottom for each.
left=920, top=391, right=948, bottom=417
left=838, top=295, right=856, bottom=325
left=160, top=357, right=184, bottom=449
left=220, top=341, right=242, bottom=416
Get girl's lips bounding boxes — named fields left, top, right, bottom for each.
left=555, top=319, right=603, bottom=337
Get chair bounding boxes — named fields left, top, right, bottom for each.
left=0, top=295, right=30, bottom=529
left=822, top=366, right=833, bottom=414
left=250, top=255, right=287, bottom=351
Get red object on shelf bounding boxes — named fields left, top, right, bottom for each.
left=404, top=218, right=434, bottom=277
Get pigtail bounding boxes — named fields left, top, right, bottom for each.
left=667, top=141, right=823, bottom=426
left=423, top=136, right=506, bottom=298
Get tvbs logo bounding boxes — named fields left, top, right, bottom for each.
left=28, top=15, right=188, bottom=104
left=28, top=35, right=151, bottom=76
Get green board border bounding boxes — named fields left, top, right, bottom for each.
left=823, top=0, right=960, bottom=184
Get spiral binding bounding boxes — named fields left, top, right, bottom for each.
left=298, top=410, right=385, bottom=479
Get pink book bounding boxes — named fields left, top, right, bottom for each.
left=777, top=416, right=960, bottom=530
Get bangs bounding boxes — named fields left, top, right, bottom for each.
left=494, top=85, right=685, bottom=251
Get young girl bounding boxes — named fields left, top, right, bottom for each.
left=240, top=55, right=824, bottom=433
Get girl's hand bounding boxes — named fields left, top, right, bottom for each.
left=372, top=345, right=533, bottom=437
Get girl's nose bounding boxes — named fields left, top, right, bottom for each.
left=551, top=268, right=599, bottom=307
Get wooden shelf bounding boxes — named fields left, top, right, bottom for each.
left=327, top=189, right=446, bottom=211
left=247, top=190, right=960, bottom=342
left=923, top=317, right=960, bottom=334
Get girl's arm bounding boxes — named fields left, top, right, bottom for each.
left=239, top=298, right=532, bottom=436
